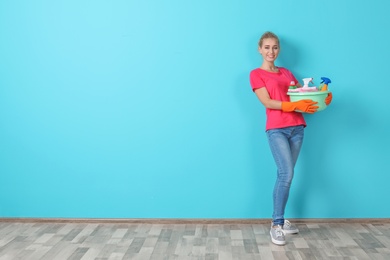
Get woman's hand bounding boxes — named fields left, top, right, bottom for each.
left=325, top=92, right=333, bottom=106
left=282, top=100, right=319, bottom=114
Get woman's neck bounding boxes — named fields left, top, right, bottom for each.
left=260, top=64, right=279, bottom=73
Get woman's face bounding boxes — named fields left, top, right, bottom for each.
left=259, top=38, right=280, bottom=62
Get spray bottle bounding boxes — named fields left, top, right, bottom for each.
left=319, top=77, right=331, bottom=91
left=302, top=78, right=313, bottom=88
left=301, top=78, right=317, bottom=91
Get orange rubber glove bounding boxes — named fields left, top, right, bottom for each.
left=325, top=92, right=332, bottom=106
left=282, top=100, right=319, bottom=114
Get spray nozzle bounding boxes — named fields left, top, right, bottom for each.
left=302, top=78, right=314, bottom=88
left=320, top=77, right=331, bottom=85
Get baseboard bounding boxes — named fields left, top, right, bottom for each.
left=0, top=218, right=389, bottom=224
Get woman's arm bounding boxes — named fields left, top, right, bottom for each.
left=254, top=86, right=318, bottom=113
left=254, top=87, right=282, bottom=110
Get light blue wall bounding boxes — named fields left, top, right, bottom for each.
left=1, top=0, right=389, bottom=218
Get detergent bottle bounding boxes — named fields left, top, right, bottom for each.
left=288, top=81, right=297, bottom=90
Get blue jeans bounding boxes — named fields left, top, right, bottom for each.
left=266, top=125, right=304, bottom=226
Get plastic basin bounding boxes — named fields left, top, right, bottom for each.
left=287, top=91, right=329, bottom=112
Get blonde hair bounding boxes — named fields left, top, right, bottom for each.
left=258, top=31, right=280, bottom=47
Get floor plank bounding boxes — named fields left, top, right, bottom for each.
left=0, top=221, right=389, bottom=259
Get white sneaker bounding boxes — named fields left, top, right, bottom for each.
left=282, top=220, right=299, bottom=234
left=270, top=225, right=286, bottom=245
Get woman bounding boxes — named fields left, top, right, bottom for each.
left=249, top=31, right=332, bottom=245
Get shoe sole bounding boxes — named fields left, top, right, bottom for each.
left=282, top=229, right=299, bottom=235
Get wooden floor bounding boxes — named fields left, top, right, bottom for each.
left=1, top=220, right=390, bottom=259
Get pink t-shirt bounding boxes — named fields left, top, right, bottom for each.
left=250, top=67, right=306, bottom=130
